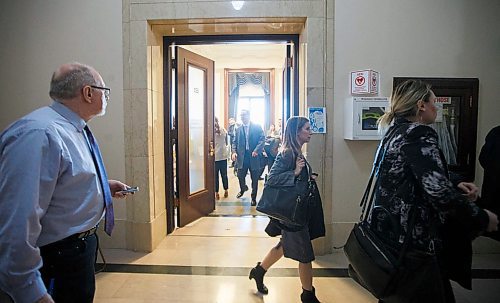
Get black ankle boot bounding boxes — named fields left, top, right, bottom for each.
left=249, top=262, right=268, bottom=294
left=301, top=287, right=320, bottom=303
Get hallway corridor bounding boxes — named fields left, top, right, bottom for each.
left=94, top=216, right=377, bottom=302
left=95, top=216, right=500, bottom=302
left=94, top=166, right=500, bottom=302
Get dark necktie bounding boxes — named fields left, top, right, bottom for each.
left=84, top=126, right=114, bottom=235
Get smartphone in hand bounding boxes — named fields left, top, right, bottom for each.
left=118, top=186, right=139, bottom=194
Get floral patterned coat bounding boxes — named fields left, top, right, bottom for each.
left=369, top=117, right=488, bottom=254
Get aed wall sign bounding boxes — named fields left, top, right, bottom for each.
left=350, top=69, right=379, bottom=95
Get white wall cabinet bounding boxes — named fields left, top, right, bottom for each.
left=344, top=97, right=389, bottom=140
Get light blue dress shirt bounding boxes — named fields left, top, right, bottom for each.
left=0, top=101, right=105, bottom=303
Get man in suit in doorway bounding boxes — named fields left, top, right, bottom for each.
left=231, top=109, right=266, bottom=206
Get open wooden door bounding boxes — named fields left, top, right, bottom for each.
left=282, top=42, right=297, bottom=123
left=175, top=47, right=215, bottom=227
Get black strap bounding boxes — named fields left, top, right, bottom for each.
left=358, top=124, right=422, bottom=263
left=360, top=125, right=399, bottom=220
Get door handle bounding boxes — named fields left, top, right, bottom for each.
left=209, top=141, right=215, bottom=157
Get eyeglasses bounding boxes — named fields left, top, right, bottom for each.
left=90, top=85, right=111, bottom=101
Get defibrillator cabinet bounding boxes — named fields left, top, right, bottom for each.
left=344, top=97, right=389, bottom=140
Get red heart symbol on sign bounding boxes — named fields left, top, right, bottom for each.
left=355, top=76, right=365, bottom=86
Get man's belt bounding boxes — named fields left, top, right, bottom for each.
left=41, top=226, right=98, bottom=250
left=75, top=226, right=98, bottom=239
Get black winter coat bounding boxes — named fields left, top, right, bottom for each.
left=371, top=118, right=489, bottom=289
left=477, top=125, right=500, bottom=241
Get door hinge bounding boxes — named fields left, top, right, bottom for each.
left=174, top=196, right=180, bottom=207
left=171, top=58, right=177, bottom=68
left=287, top=57, right=293, bottom=68
left=469, top=96, right=473, bottom=108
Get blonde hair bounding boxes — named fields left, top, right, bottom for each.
left=281, top=116, right=309, bottom=162
left=378, top=79, right=432, bottom=130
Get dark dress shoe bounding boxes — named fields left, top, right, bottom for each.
left=236, top=185, right=248, bottom=198
left=251, top=199, right=257, bottom=206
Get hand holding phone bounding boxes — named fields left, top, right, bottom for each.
left=118, top=186, right=139, bottom=194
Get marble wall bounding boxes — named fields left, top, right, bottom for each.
left=122, top=0, right=335, bottom=252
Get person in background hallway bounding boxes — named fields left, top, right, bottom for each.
left=275, top=118, right=282, bottom=134
left=267, top=123, right=278, bottom=138
left=228, top=117, right=237, bottom=168
left=372, top=79, right=498, bottom=303
left=231, top=109, right=265, bottom=206
left=264, top=123, right=282, bottom=172
left=478, top=125, right=500, bottom=241
left=0, top=62, right=132, bottom=303
left=214, top=117, right=229, bottom=200
left=249, top=116, right=324, bottom=303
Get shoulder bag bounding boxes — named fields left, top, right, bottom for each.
left=257, top=161, right=313, bottom=228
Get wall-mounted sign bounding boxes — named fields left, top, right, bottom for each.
left=434, top=97, right=452, bottom=122
left=350, top=69, right=379, bottom=95
left=435, top=97, right=452, bottom=104
left=308, top=107, right=326, bottom=134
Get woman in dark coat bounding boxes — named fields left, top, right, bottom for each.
left=249, top=116, right=325, bottom=303
left=372, top=80, right=498, bottom=302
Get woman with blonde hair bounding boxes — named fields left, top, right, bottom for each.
left=249, top=116, right=325, bottom=303
left=369, top=79, right=498, bottom=302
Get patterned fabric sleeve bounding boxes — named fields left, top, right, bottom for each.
left=401, top=125, right=488, bottom=232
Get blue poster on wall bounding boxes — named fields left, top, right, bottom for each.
left=308, top=107, right=326, bottom=134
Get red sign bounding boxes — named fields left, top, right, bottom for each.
left=355, top=76, right=365, bottom=86
left=351, top=69, right=379, bottom=95
left=435, top=97, right=452, bottom=104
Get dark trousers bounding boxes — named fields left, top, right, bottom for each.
left=40, top=233, right=98, bottom=303
left=215, top=159, right=228, bottom=192
left=237, top=150, right=262, bottom=200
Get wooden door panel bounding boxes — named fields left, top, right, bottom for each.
left=176, top=47, right=215, bottom=226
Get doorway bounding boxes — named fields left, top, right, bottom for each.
left=164, top=35, right=299, bottom=233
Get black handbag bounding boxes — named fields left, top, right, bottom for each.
left=343, top=128, right=446, bottom=303
left=345, top=222, right=445, bottom=302
left=257, top=166, right=313, bottom=228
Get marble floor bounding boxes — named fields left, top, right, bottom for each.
left=95, top=172, right=500, bottom=302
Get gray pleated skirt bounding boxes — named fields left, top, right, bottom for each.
left=281, top=226, right=315, bottom=263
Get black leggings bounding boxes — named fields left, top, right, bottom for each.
left=215, top=159, right=228, bottom=192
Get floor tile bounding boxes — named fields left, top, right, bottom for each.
left=96, top=169, right=500, bottom=302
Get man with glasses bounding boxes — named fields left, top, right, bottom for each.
left=0, top=62, right=131, bottom=303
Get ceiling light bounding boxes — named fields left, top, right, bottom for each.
left=231, top=1, right=245, bottom=10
